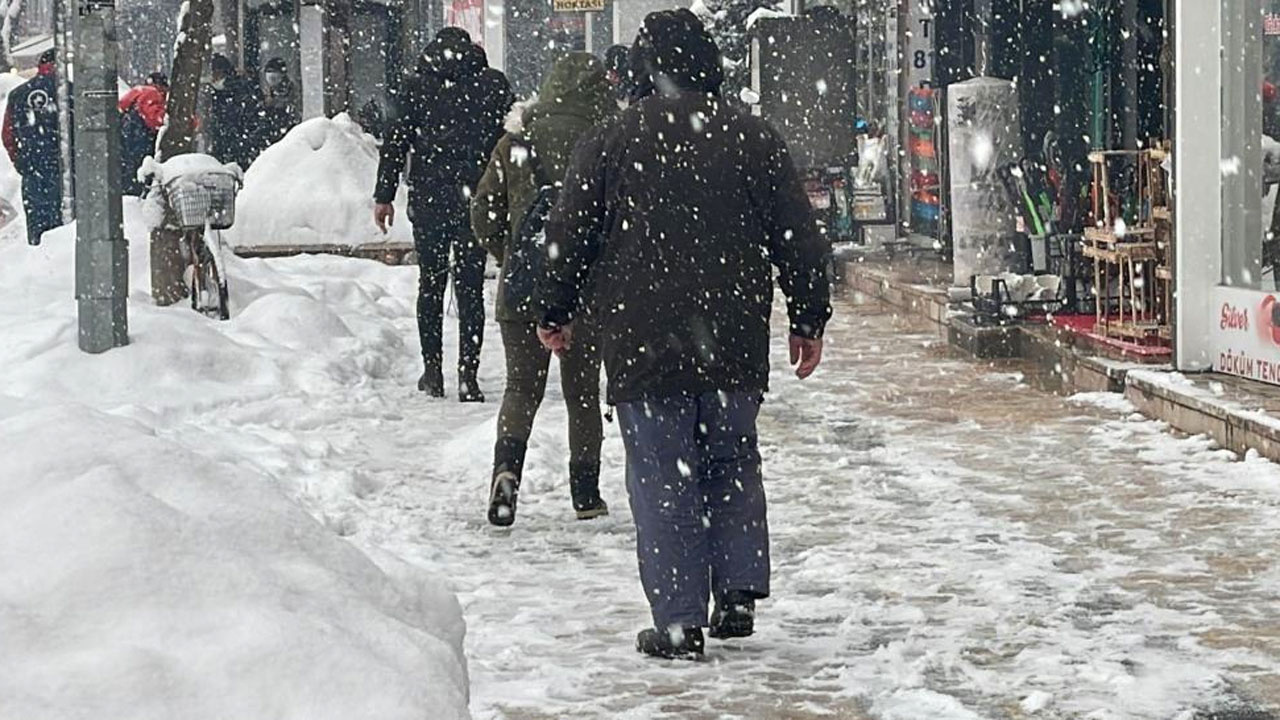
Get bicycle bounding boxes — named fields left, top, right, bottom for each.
left=145, top=156, right=242, bottom=320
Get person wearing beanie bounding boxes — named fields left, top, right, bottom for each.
left=536, top=8, right=832, bottom=660
left=3, top=48, right=70, bottom=245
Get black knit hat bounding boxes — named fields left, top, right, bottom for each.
left=211, top=54, right=234, bottom=76
left=436, top=26, right=472, bottom=44
left=629, top=9, right=723, bottom=100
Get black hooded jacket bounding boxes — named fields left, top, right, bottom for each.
left=375, top=32, right=513, bottom=206
left=539, top=10, right=831, bottom=404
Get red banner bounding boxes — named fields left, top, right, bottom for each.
left=444, top=0, right=485, bottom=47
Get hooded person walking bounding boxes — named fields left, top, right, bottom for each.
left=471, top=52, right=616, bottom=527
left=375, top=27, right=513, bottom=401
left=536, top=10, right=832, bottom=659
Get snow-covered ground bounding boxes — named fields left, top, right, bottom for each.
left=3, top=197, right=1280, bottom=717
left=0, top=213, right=468, bottom=719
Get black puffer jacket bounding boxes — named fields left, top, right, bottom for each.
left=375, top=32, right=513, bottom=206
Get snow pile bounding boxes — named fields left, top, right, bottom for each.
left=0, top=205, right=470, bottom=719
left=0, top=402, right=469, bottom=720
left=226, top=113, right=413, bottom=250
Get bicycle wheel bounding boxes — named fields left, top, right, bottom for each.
left=195, top=242, right=230, bottom=320
left=204, top=226, right=231, bottom=321
left=189, top=230, right=230, bottom=321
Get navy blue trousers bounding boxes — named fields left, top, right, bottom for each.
left=22, top=173, right=61, bottom=246
left=616, top=392, right=770, bottom=629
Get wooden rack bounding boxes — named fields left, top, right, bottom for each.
left=1082, top=147, right=1172, bottom=343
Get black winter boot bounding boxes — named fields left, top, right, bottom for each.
left=487, top=437, right=526, bottom=527
left=636, top=626, right=705, bottom=660
left=417, top=366, right=444, bottom=397
left=709, top=591, right=757, bottom=639
left=459, top=372, right=485, bottom=403
left=569, top=462, right=608, bottom=520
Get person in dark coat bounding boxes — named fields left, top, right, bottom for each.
left=258, top=57, right=300, bottom=148
left=3, top=49, right=69, bottom=245
left=603, top=44, right=632, bottom=104
left=472, top=52, right=616, bottom=526
left=118, top=72, right=168, bottom=195
left=208, top=54, right=263, bottom=170
left=536, top=9, right=831, bottom=660
left=374, top=27, right=513, bottom=400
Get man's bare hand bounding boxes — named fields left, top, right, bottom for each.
left=374, top=203, right=395, bottom=234
left=537, top=324, right=574, bottom=356
left=789, top=335, right=823, bottom=380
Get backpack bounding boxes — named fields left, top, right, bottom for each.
left=501, top=138, right=559, bottom=317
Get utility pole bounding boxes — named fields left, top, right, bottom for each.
left=74, top=0, right=129, bottom=353
left=54, top=0, right=74, bottom=223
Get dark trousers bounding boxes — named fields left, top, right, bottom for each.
left=412, top=201, right=486, bottom=378
left=616, top=392, right=769, bottom=629
left=497, top=320, right=603, bottom=470
left=22, top=172, right=62, bottom=246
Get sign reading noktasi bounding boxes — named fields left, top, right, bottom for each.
left=553, top=0, right=603, bottom=11
left=1212, top=286, right=1280, bottom=385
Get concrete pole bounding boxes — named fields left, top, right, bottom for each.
left=54, top=0, right=75, bottom=224
left=1173, top=0, right=1221, bottom=371
left=74, top=0, right=129, bottom=353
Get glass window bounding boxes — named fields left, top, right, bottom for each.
left=1222, top=0, right=1265, bottom=289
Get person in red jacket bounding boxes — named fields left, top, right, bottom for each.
left=118, top=72, right=168, bottom=195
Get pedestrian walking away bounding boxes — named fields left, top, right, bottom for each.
left=471, top=52, right=616, bottom=527
left=375, top=27, right=513, bottom=401
left=537, top=9, right=832, bottom=660
left=3, top=49, right=70, bottom=246
left=119, top=72, right=168, bottom=196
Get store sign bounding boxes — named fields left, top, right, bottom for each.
left=553, top=0, right=604, bottom=12
left=904, top=0, right=933, bottom=89
left=444, top=0, right=484, bottom=46
left=1211, top=285, right=1280, bottom=385
left=1266, top=14, right=1280, bottom=36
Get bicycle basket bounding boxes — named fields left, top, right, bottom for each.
left=168, top=171, right=239, bottom=230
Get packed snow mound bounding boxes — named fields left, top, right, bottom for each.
left=2, top=200, right=415, bottom=408
left=226, top=113, right=413, bottom=250
left=0, top=203, right=468, bottom=719
left=0, top=400, right=469, bottom=720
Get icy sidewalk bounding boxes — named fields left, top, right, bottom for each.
left=8, top=226, right=1277, bottom=717
left=174, top=276, right=1280, bottom=718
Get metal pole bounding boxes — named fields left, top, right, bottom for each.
left=54, top=0, right=74, bottom=224
left=74, top=0, right=129, bottom=353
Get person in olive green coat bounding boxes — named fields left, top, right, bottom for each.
left=471, top=53, right=616, bottom=526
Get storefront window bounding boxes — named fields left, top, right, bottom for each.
left=1262, top=1, right=1280, bottom=289
left=1222, top=0, right=1265, bottom=289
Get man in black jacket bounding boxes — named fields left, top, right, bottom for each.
left=3, top=49, right=69, bottom=246
left=537, top=9, right=831, bottom=660
left=208, top=54, right=263, bottom=170
left=375, top=27, right=513, bottom=400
